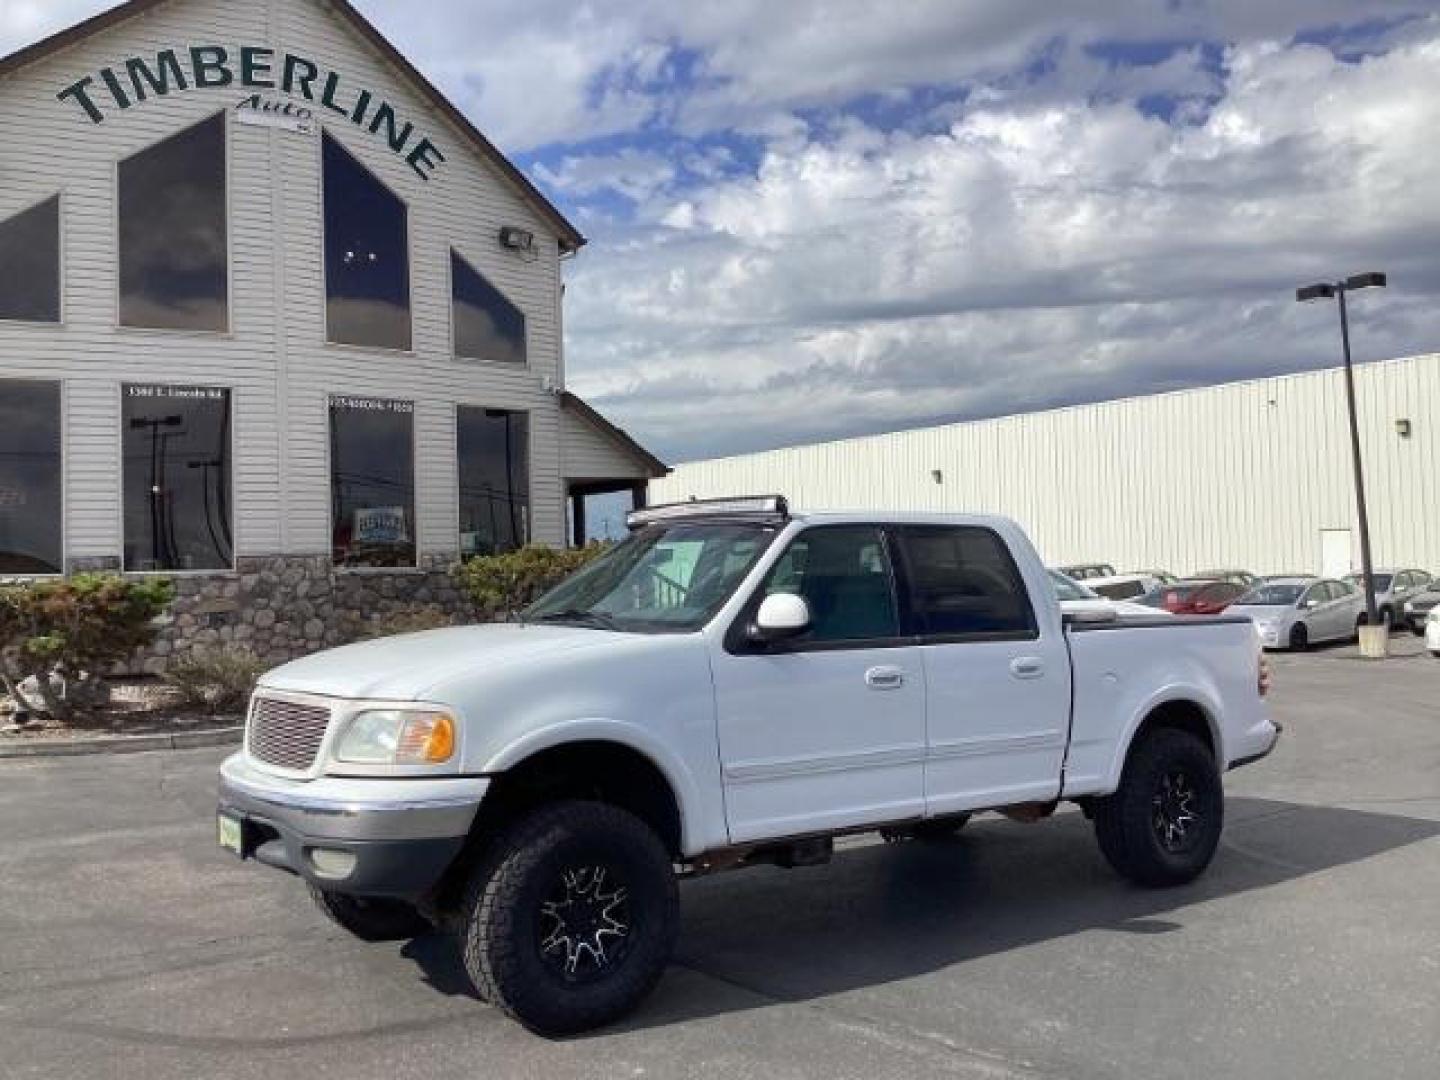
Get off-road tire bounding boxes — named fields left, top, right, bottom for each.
left=879, top=814, right=972, bottom=843
left=458, top=800, right=678, bottom=1036
left=1093, top=728, right=1223, bottom=887
left=307, top=884, right=432, bottom=941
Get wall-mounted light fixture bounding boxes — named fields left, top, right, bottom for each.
left=498, top=226, right=535, bottom=253
left=1396, top=418, right=1412, bottom=438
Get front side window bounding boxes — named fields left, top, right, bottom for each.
left=0, top=197, right=60, bottom=323
left=894, top=525, right=1036, bottom=637
left=526, top=523, right=772, bottom=632
left=0, top=380, right=62, bottom=574
left=122, top=384, right=232, bottom=571
left=457, top=407, right=529, bottom=557
left=330, top=395, right=415, bottom=568
left=452, top=250, right=526, bottom=364
left=760, top=526, right=899, bottom=643
left=118, top=114, right=227, bottom=331
left=323, top=132, right=411, bottom=350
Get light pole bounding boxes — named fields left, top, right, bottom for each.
left=1295, top=271, right=1386, bottom=637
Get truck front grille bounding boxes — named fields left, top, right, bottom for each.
left=248, top=697, right=332, bottom=771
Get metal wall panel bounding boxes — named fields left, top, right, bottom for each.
left=654, top=354, right=1440, bottom=575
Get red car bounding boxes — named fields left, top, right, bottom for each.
left=1147, top=579, right=1248, bottom=615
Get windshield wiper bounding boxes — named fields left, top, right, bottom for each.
left=529, top=609, right=622, bottom=630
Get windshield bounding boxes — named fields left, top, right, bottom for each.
left=1346, top=573, right=1392, bottom=592
left=523, top=522, right=775, bottom=632
left=1048, top=570, right=1097, bottom=602
left=1237, top=582, right=1306, bottom=606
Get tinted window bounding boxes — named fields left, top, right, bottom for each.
left=452, top=250, right=526, bottom=364
left=323, top=132, right=410, bottom=350
left=330, top=396, right=415, bottom=567
left=118, top=114, right=227, bottom=331
left=895, top=525, right=1036, bottom=636
left=0, top=381, right=62, bottom=574
left=761, top=526, right=898, bottom=643
left=0, top=197, right=60, bottom=323
left=122, top=384, right=232, bottom=571
left=458, top=407, right=529, bottom=556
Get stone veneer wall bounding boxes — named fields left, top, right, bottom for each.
left=131, top=554, right=483, bottom=674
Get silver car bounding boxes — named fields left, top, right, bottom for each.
left=1343, top=568, right=1434, bottom=627
left=1232, top=577, right=1365, bottom=651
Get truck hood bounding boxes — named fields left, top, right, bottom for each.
left=258, top=623, right=633, bottom=701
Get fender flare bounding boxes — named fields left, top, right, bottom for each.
left=1101, top=685, right=1226, bottom=792
left=480, top=718, right=704, bottom=854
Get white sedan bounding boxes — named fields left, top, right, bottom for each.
left=1230, top=577, right=1364, bottom=650
left=1048, top=569, right=1165, bottom=618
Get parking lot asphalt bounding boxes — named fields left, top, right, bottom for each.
left=2, top=646, right=1437, bottom=1080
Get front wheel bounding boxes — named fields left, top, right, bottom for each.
left=307, top=884, right=432, bottom=941
left=1288, top=623, right=1309, bottom=651
left=458, top=801, right=678, bottom=1036
left=1093, top=728, right=1223, bottom=887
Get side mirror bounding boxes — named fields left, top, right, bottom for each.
left=750, top=593, right=811, bottom=643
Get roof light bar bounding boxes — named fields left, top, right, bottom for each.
left=627, top=495, right=789, bottom=529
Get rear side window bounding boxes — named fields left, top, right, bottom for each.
left=894, top=526, right=1036, bottom=638
left=760, top=526, right=898, bottom=643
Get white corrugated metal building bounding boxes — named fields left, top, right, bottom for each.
left=0, top=0, right=664, bottom=662
left=654, top=354, right=1440, bottom=578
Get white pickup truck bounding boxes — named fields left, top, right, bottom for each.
left=218, top=497, right=1279, bottom=1035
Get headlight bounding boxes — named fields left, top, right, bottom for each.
left=1405, top=600, right=1415, bottom=613
left=334, top=709, right=456, bottom=764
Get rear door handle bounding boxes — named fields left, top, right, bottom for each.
left=1010, top=656, right=1045, bottom=679
left=865, top=666, right=905, bottom=689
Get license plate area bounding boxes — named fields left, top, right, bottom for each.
left=217, top=811, right=245, bottom=857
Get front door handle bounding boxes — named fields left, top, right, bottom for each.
left=865, top=666, right=905, bottom=689
left=1010, top=656, right=1045, bottom=679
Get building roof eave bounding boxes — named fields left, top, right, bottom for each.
left=561, top=392, right=669, bottom=479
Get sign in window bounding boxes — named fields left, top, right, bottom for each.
left=330, top=395, right=415, bottom=568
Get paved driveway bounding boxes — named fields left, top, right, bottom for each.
left=2, top=649, right=1437, bottom=1079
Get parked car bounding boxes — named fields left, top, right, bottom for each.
left=1193, top=569, right=1257, bottom=588
left=1088, top=572, right=1162, bottom=601
left=1231, top=577, right=1364, bottom=650
left=1427, top=607, right=1440, bottom=657
left=1057, top=562, right=1116, bottom=581
left=1145, top=579, right=1248, bottom=615
left=1402, top=583, right=1440, bottom=635
left=218, top=498, right=1278, bottom=1035
left=1345, top=569, right=1435, bottom=627
left=1047, top=569, right=1169, bottom=618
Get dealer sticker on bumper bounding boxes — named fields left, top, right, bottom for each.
left=217, top=812, right=243, bottom=856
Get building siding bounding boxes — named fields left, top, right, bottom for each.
left=0, top=0, right=569, bottom=567
left=653, top=354, right=1440, bottom=576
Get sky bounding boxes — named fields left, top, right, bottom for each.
left=5, top=0, right=1440, bottom=468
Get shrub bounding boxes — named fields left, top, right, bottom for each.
left=348, top=606, right=456, bottom=641
left=165, top=647, right=268, bottom=714
left=0, top=574, right=174, bottom=720
left=453, top=543, right=608, bottom=617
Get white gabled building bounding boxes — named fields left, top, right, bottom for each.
left=0, top=0, right=665, bottom=664
left=654, top=354, right=1440, bottom=579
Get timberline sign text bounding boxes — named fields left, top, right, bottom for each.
left=56, top=45, right=446, bottom=181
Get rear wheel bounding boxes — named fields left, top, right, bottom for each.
left=1093, top=728, right=1223, bottom=887
left=1288, top=623, right=1309, bottom=651
left=308, top=885, right=432, bottom=941
left=458, top=801, right=678, bottom=1036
